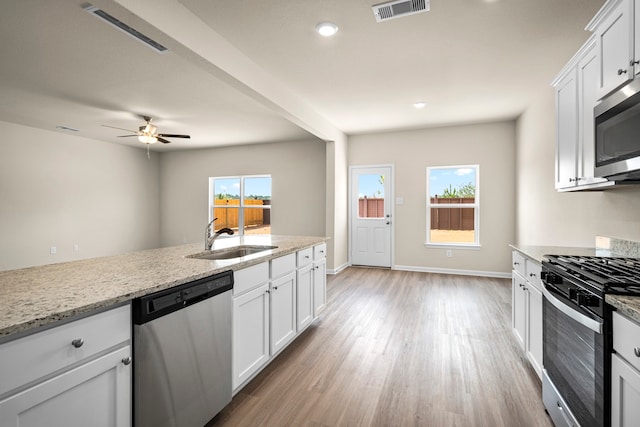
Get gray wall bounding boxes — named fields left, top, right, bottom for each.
left=348, top=121, right=516, bottom=275
left=0, top=121, right=161, bottom=271
left=158, top=139, right=327, bottom=248
left=516, top=91, right=640, bottom=247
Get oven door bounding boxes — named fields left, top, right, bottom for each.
left=542, top=285, right=606, bottom=427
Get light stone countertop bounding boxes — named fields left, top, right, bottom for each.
left=607, top=295, right=640, bottom=324
left=0, top=235, right=326, bottom=341
left=509, top=244, right=614, bottom=264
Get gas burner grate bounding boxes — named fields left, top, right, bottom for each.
left=546, top=255, right=640, bottom=294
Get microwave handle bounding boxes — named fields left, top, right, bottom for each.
left=543, top=287, right=603, bottom=334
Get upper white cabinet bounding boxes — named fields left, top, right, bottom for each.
left=592, top=0, right=633, bottom=98
left=554, top=36, right=611, bottom=191
left=611, top=311, right=640, bottom=426
left=0, top=304, right=132, bottom=427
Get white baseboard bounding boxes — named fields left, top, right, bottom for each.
left=392, top=264, right=511, bottom=279
left=327, top=262, right=350, bottom=275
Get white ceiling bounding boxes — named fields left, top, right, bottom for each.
left=0, top=0, right=604, bottom=151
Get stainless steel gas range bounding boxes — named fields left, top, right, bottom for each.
left=541, top=255, right=640, bottom=427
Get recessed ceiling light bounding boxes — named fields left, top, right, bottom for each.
left=413, top=101, right=427, bottom=109
left=316, top=22, right=339, bottom=37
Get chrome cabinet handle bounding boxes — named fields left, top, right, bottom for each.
left=618, top=68, right=628, bottom=75
left=305, top=255, right=310, bottom=259
left=122, top=356, right=132, bottom=366
left=634, top=347, right=640, bottom=357
left=71, top=338, right=84, bottom=348
left=632, top=60, right=640, bottom=66
left=513, top=262, right=520, bottom=266
left=529, top=273, right=536, bottom=277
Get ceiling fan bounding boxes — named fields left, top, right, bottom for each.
left=102, top=116, right=190, bottom=144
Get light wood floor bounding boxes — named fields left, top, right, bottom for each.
left=209, top=267, right=552, bottom=427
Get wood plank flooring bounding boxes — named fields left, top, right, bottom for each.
left=208, top=267, right=552, bottom=427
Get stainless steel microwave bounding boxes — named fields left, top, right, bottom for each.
left=595, top=78, right=640, bottom=180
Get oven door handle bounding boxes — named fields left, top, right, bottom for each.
left=543, top=287, right=603, bottom=334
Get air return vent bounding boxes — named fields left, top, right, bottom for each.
left=372, top=0, right=430, bottom=22
left=84, top=5, right=168, bottom=53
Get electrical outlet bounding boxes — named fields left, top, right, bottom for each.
left=50, top=246, right=57, bottom=255
left=446, top=250, right=452, bottom=257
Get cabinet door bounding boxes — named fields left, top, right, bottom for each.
left=598, top=0, right=632, bottom=97
left=555, top=68, right=579, bottom=189
left=0, top=346, right=131, bottom=427
left=612, top=353, right=640, bottom=426
left=635, top=0, right=640, bottom=74
left=512, top=273, right=526, bottom=350
left=578, top=40, right=609, bottom=186
left=232, top=283, right=269, bottom=391
left=270, top=272, right=296, bottom=355
left=313, top=259, right=327, bottom=317
left=296, top=264, right=314, bottom=332
left=526, top=284, right=543, bottom=378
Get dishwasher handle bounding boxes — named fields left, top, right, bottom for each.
left=133, top=270, right=233, bottom=324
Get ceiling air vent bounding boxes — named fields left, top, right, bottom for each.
left=372, top=0, right=430, bottom=22
left=84, top=5, right=168, bottom=53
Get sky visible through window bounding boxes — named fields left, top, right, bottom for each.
left=214, top=177, right=271, bottom=198
left=429, top=167, right=476, bottom=197
left=358, top=174, right=384, bottom=198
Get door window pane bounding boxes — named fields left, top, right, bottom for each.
left=358, top=174, right=385, bottom=218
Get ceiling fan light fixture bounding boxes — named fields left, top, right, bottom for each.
left=138, top=135, right=158, bottom=144
left=316, top=22, right=339, bottom=37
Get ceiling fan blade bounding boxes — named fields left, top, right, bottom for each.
left=102, top=124, right=137, bottom=133
left=157, top=133, right=191, bottom=139
left=117, top=134, right=138, bottom=138
left=157, top=137, right=172, bottom=144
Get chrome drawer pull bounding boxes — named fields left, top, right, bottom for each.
left=634, top=347, right=640, bottom=358
left=71, top=338, right=84, bottom=348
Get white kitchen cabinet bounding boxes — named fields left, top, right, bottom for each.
left=511, top=251, right=543, bottom=379
left=0, top=304, right=132, bottom=427
left=270, top=271, right=297, bottom=355
left=612, top=311, right=640, bottom=426
left=594, top=0, right=633, bottom=98
left=296, top=263, right=314, bottom=332
left=232, top=282, right=270, bottom=391
left=312, top=243, right=327, bottom=316
left=553, top=35, right=613, bottom=191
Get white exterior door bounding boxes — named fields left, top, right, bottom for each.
left=350, top=166, right=392, bottom=267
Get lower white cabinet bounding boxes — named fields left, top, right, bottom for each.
left=232, top=282, right=270, bottom=391
left=296, top=263, right=314, bottom=332
left=270, top=271, right=296, bottom=355
left=612, top=311, right=640, bottom=426
left=511, top=251, right=543, bottom=379
left=0, top=304, right=132, bottom=427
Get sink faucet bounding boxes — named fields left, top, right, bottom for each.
left=205, top=218, right=235, bottom=250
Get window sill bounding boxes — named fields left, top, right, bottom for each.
left=424, top=243, right=481, bottom=250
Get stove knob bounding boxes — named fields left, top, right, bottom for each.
left=541, top=271, right=563, bottom=285
left=577, top=291, right=600, bottom=307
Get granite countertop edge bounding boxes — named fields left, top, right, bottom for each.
left=0, top=235, right=327, bottom=340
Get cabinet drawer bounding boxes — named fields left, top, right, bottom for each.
left=613, top=311, right=640, bottom=372
left=525, top=259, right=542, bottom=291
left=0, top=304, right=131, bottom=396
left=297, top=248, right=313, bottom=267
left=512, top=251, right=526, bottom=277
left=313, top=243, right=327, bottom=261
left=271, top=253, right=296, bottom=279
left=234, top=262, right=269, bottom=296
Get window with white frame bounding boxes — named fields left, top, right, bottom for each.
left=209, top=175, right=272, bottom=235
left=426, top=165, right=479, bottom=246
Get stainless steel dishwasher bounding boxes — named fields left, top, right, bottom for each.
left=132, top=270, right=233, bottom=427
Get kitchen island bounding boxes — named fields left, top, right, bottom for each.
left=0, top=234, right=326, bottom=340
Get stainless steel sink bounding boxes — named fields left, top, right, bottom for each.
left=187, top=245, right=278, bottom=261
